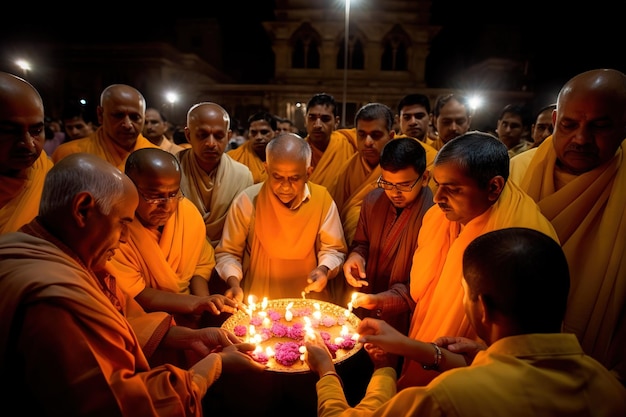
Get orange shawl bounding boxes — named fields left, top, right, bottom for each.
left=398, top=180, right=558, bottom=389
left=0, top=151, right=53, bottom=234
left=52, top=128, right=159, bottom=170
left=307, top=129, right=358, bottom=190
left=107, top=198, right=215, bottom=298
left=227, top=140, right=267, bottom=183
left=516, top=136, right=626, bottom=379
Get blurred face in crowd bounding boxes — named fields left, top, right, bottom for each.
left=63, top=116, right=94, bottom=141
left=185, top=103, right=231, bottom=173
left=434, top=98, right=471, bottom=144
left=356, top=118, right=394, bottom=168
left=248, top=119, right=276, bottom=161
left=143, top=108, right=169, bottom=145
left=305, top=104, right=338, bottom=148
left=531, top=108, right=554, bottom=147
left=398, top=103, right=429, bottom=141
left=496, top=112, right=525, bottom=149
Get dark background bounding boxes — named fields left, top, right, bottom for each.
left=1, top=1, right=624, bottom=92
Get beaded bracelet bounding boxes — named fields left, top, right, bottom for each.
left=422, top=342, right=442, bottom=371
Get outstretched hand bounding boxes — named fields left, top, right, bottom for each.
left=219, top=343, right=267, bottom=373
left=304, top=333, right=335, bottom=376
left=193, top=294, right=241, bottom=315
left=357, top=317, right=408, bottom=356
left=304, top=266, right=329, bottom=294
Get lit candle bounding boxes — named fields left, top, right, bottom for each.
left=313, top=302, right=322, bottom=320
left=261, top=297, right=268, bottom=311
left=299, top=345, right=307, bottom=362
left=301, top=291, right=306, bottom=300
left=334, top=336, right=345, bottom=345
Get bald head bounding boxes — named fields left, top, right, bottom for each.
left=0, top=72, right=45, bottom=175
left=125, top=148, right=181, bottom=183
left=266, top=132, right=311, bottom=167
left=100, top=84, right=146, bottom=111
left=553, top=68, right=626, bottom=174
left=187, top=102, right=230, bottom=127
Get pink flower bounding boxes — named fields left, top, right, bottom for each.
left=233, top=325, right=247, bottom=337
left=274, top=342, right=302, bottom=366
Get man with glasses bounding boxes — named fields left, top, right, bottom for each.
left=215, top=133, right=347, bottom=303
left=342, top=138, right=434, bottom=369
left=107, top=148, right=239, bottom=329
left=303, top=93, right=358, bottom=190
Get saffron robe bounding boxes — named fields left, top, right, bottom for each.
left=350, top=187, right=434, bottom=335
left=51, top=127, right=159, bottom=170
left=398, top=180, right=558, bottom=389
left=0, top=219, right=219, bottom=416
left=177, top=149, right=254, bottom=247
left=512, top=136, right=626, bottom=384
left=306, top=129, right=358, bottom=191
left=227, top=139, right=267, bottom=183
left=215, top=182, right=347, bottom=301
left=107, top=197, right=215, bottom=298
left=0, top=151, right=53, bottom=234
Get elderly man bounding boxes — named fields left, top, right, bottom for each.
left=510, top=68, right=626, bottom=385
left=52, top=83, right=159, bottom=170
left=0, top=72, right=54, bottom=234
left=215, top=133, right=347, bottom=303
left=0, top=153, right=263, bottom=416
left=107, top=148, right=238, bottom=329
left=177, top=102, right=253, bottom=247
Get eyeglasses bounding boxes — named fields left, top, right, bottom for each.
left=138, top=189, right=184, bottom=205
left=377, top=176, right=420, bottom=192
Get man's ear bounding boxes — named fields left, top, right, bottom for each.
left=72, top=191, right=96, bottom=228
left=487, top=176, right=505, bottom=202
left=477, top=294, right=493, bottom=326
left=306, top=165, right=314, bottom=179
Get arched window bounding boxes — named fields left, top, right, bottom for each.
left=290, top=24, right=321, bottom=69
left=381, top=25, right=409, bottom=71
left=336, top=34, right=365, bottom=70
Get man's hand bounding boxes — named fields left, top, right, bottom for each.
left=357, top=317, right=407, bottom=356
left=192, top=294, right=241, bottom=315
left=164, top=326, right=241, bottom=357
left=304, top=266, right=329, bottom=293
left=343, top=253, right=368, bottom=288
left=304, top=333, right=335, bottom=377
left=219, top=344, right=266, bottom=373
left=352, top=292, right=377, bottom=310
left=225, top=276, right=244, bottom=303
left=435, top=336, right=486, bottom=366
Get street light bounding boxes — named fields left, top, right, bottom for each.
left=165, top=91, right=179, bottom=124
left=341, top=0, right=351, bottom=128
left=15, top=59, right=31, bottom=78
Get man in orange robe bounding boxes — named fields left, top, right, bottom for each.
left=215, top=133, right=347, bottom=303
left=178, top=102, right=253, bottom=247
left=107, top=148, right=238, bottom=329
left=52, top=84, right=159, bottom=170
left=303, top=93, right=358, bottom=190
left=510, top=68, right=626, bottom=385
left=398, top=131, right=558, bottom=389
left=0, top=153, right=263, bottom=416
left=227, top=111, right=277, bottom=183
left=0, top=72, right=53, bottom=234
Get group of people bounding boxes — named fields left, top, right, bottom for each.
left=0, top=66, right=625, bottom=416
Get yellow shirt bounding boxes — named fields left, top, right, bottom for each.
left=315, top=334, right=626, bottom=417
left=307, top=129, right=358, bottom=191
left=227, top=139, right=267, bottom=183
